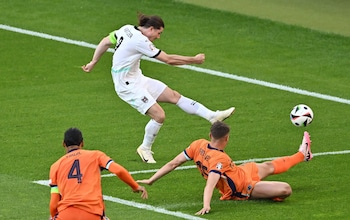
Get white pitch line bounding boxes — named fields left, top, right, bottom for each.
left=1, top=24, right=349, bottom=105
left=103, top=196, right=206, bottom=220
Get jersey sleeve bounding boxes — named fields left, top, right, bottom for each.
left=49, top=161, right=59, bottom=188
left=208, top=154, right=231, bottom=175
left=183, top=143, right=196, bottom=160
left=135, top=39, right=160, bottom=58
left=183, top=139, right=205, bottom=160
left=94, top=150, right=114, bottom=169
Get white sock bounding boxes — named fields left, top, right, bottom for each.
left=176, top=96, right=215, bottom=121
left=142, top=119, right=163, bottom=150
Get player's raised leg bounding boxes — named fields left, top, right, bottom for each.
left=257, top=131, right=312, bottom=179
left=158, top=87, right=235, bottom=123
left=209, top=107, right=235, bottom=124
left=175, top=95, right=235, bottom=124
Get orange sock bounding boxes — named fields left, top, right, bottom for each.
left=272, top=152, right=304, bottom=174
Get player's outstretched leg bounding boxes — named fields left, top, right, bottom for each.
left=269, top=132, right=312, bottom=175
left=175, top=96, right=235, bottom=123
left=299, top=131, right=313, bottom=161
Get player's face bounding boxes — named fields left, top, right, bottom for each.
left=148, top=27, right=163, bottom=42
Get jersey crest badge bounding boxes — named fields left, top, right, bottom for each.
left=141, top=96, right=149, bottom=103
left=216, top=162, right=223, bottom=170
left=149, top=43, right=156, bottom=51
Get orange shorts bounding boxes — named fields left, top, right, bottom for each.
left=239, top=162, right=261, bottom=183
left=233, top=162, right=260, bottom=200
left=54, top=206, right=102, bottom=220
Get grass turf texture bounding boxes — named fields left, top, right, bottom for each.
left=177, top=0, right=350, bottom=37
left=0, top=0, right=349, bottom=219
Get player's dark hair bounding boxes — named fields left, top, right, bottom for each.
left=64, top=128, right=83, bottom=147
left=137, top=13, right=164, bottom=29
left=210, top=121, right=230, bottom=139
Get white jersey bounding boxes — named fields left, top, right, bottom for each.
left=109, top=25, right=161, bottom=90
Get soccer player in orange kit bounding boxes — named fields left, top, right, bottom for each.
left=49, top=128, right=148, bottom=220
left=137, top=121, right=312, bottom=215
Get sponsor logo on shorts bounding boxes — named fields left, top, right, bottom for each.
left=248, top=185, right=252, bottom=191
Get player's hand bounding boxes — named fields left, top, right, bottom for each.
left=81, top=61, right=96, bottom=72
left=195, top=206, right=211, bottom=215
left=136, top=179, right=153, bottom=185
left=194, top=53, right=205, bottom=64
left=133, top=185, right=148, bottom=199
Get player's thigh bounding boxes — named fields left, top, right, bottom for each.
left=145, top=76, right=180, bottom=104
left=145, top=77, right=169, bottom=101
left=250, top=181, right=292, bottom=199
left=256, top=162, right=275, bottom=180
left=117, top=88, right=157, bottom=115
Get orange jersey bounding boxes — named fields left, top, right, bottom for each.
left=184, top=139, right=259, bottom=200
left=49, top=149, right=112, bottom=216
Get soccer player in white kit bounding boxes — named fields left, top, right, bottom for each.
left=82, top=13, right=235, bottom=163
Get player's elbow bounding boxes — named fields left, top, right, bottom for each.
left=157, top=53, right=179, bottom=65
left=167, top=161, right=180, bottom=170
left=171, top=159, right=186, bottom=169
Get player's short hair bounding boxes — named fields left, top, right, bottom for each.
left=210, top=121, right=230, bottom=139
left=64, top=128, right=83, bottom=147
left=137, top=13, right=164, bottom=29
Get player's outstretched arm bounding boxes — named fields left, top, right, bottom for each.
left=155, top=51, right=205, bottom=66
left=108, top=162, right=148, bottom=199
left=137, top=152, right=187, bottom=185
left=82, top=36, right=113, bottom=72
left=195, top=172, right=220, bottom=215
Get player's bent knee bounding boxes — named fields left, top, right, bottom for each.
left=158, top=112, right=166, bottom=122
left=153, top=114, right=165, bottom=123
left=280, top=183, right=292, bottom=197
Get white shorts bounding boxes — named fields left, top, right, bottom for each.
left=115, top=76, right=167, bottom=114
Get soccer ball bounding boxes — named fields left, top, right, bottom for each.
left=290, top=104, right=314, bottom=127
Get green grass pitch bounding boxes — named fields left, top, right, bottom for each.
left=0, top=0, right=349, bottom=219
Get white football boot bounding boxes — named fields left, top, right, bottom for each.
left=209, top=107, right=235, bottom=124
left=137, top=146, right=156, bottom=163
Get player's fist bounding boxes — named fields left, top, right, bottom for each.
left=194, top=53, right=205, bottom=64
left=81, top=61, right=96, bottom=72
